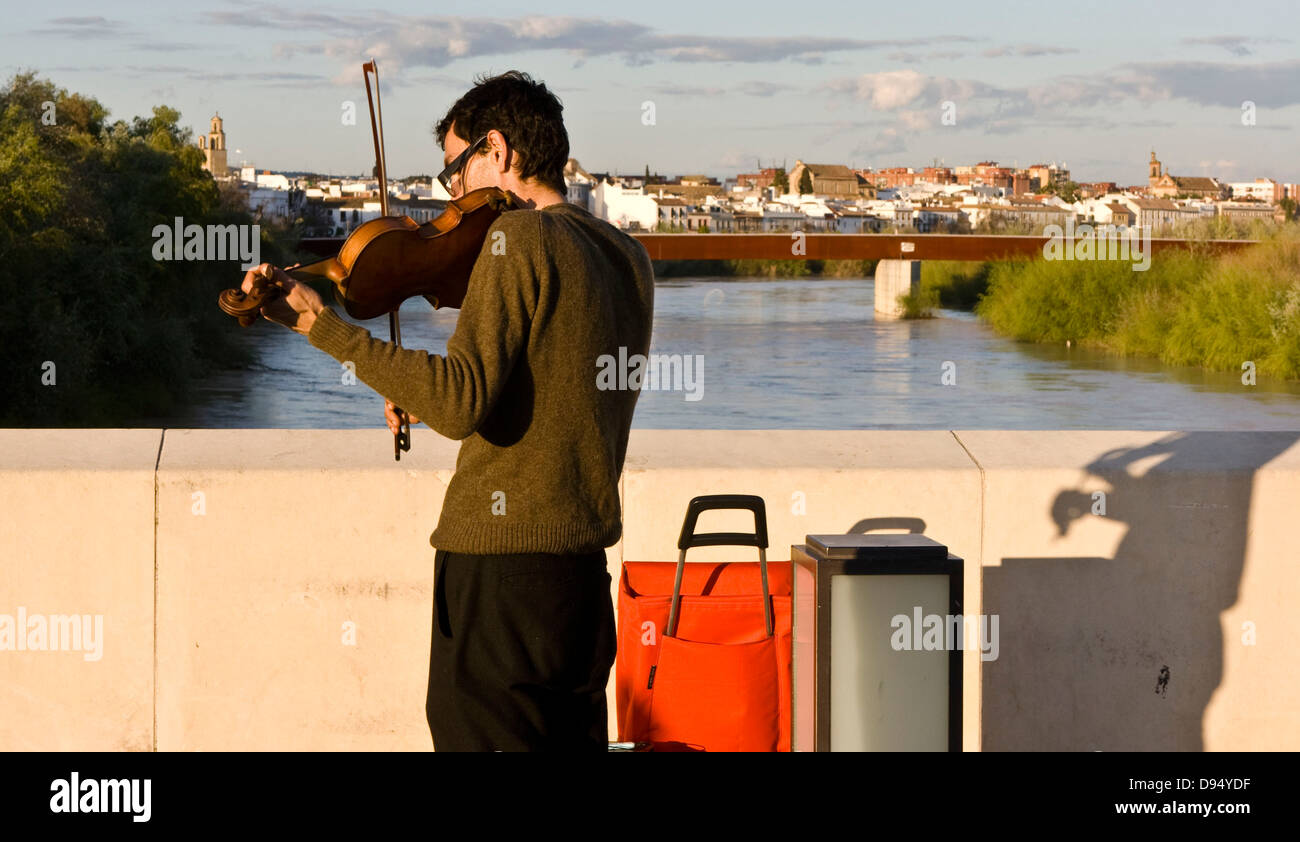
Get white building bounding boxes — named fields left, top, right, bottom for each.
left=317, top=199, right=383, bottom=236
left=1074, top=195, right=1132, bottom=224
left=400, top=180, right=435, bottom=199
left=255, top=172, right=290, bottom=191
left=388, top=196, right=446, bottom=224
left=758, top=204, right=806, bottom=232
left=1182, top=200, right=1218, bottom=220
left=563, top=158, right=597, bottom=212
left=1228, top=179, right=1281, bottom=203
left=864, top=199, right=914, bottom=226
left=1118, top=197, right=1192, bottom=231
left=245, top=186, right=300, bottom=222
left=341, top=180, right=377, bottom=196
left=684, top=207, right=736, bottom=232
left=591, top=180, right=659, bottom=230
left=655, top=197, right=689, bottom=229
left=1218, top=202, right=1278, bottom=222
left=964, top=202, right=1073, bottom=229
left=309, top=181, right=344, bottom=198
left=790, top=197, right=836, bottom=231
left=834, top=210, right=884, bottom=233
left=895, top=183, right=943, bottom=202
left=969, top=184, right=1005, bottom=201
left=915, top=206, right=965, bottom=232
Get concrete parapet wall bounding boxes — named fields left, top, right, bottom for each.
left=1, top=429, right=1296, bottom=751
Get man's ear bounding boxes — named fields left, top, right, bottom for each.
left=487, top=129, right=512, bottom=175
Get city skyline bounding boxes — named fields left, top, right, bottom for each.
left=3, top=0, right=1299, bottom=184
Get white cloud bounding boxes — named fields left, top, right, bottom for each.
left=1180, top=36, right=1291, bottom=57
left=200, top=7, right=975, bottom=71
left=825, top=70, right=1001, bottom=111
left=982, top=44, right=1079, bottom=58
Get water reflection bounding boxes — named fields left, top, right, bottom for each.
left=135, top=276, right=1300, bottom=430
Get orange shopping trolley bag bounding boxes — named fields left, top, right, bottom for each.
left=616, top=495, right=792, bottom=751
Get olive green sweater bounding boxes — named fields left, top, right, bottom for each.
left=307, top=201, right=655, bottom=554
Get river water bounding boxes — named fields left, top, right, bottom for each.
left=142, top=277, right=1300, bottom=430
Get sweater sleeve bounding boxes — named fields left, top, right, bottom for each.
left=307, top=211, right=540, bottom=440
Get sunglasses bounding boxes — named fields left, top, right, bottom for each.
left=437, top=134, right=489, bottom=195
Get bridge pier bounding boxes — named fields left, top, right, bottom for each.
left=874, top=259, right=920, bottom=320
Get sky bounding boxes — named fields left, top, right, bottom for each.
left=3, top=0, right=1299, bottom=185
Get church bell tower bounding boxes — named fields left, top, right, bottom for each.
left=199, top=114, right=228, bottom=177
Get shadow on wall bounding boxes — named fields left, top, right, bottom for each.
left=982, top=431, right=1299, bottom=751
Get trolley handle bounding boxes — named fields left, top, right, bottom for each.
left=667, top=495, right=772, bottom=640
left=677, top=494, right=768, bottom=552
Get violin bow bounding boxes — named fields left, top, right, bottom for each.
left=362, top=58, right=411, bottom=461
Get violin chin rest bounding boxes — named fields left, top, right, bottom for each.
left=491, top=190, right=522, bottom=211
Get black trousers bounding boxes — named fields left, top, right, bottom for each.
left=426, top=548, right=616, bottom=751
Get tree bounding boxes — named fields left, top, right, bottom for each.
left=1041, top=179, right=1081, bottom=204
left=0, top=71, right=282, bottom=425
left=772, top=167, right=788, bottom=193
left=798, top=168, right=813, bottom=195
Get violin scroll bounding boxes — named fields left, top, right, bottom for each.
left=218, top=265, right=285, bottom=327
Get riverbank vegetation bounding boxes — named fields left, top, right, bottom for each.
left=652, top=258, right=877, bottom=278
left=915, top=224, right=1300, bottom=380
left=0, top=72, right=306, bottom=426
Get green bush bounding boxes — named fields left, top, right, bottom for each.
left=972, top=225, right=1300, bottom=380
left=920, top=261, right=992, bottom=309
left=898, top=285, right=940, bottom=319
left=1162, top=230, right=1300, bottom=378
left=650, top=258, right=876, bottom=278
left=0, top=72, right=306, bottom=425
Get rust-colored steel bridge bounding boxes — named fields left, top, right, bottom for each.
left=298, top=232, right=1257, bottom=262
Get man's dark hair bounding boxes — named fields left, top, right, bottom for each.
left=435, top=70, right=569, bottom=193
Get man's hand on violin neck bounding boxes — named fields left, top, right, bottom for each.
left=240, top=263, right=326, bottom=336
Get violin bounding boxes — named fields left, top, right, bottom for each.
left=217, top=59, right=518, bottom=460
left=218, top=184, right=517, bottom=321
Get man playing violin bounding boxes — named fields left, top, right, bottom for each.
left=239, top=70, right=654, bottom=752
